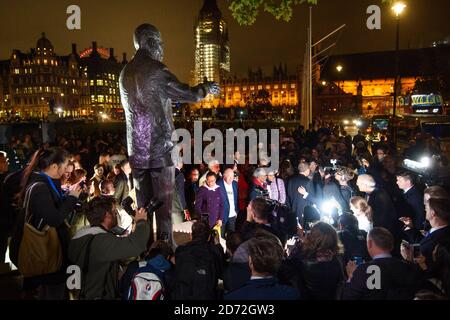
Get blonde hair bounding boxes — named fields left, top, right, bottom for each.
left=350, top=196, right=373, bottom=222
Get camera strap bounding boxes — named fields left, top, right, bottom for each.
left=80, top=233, right=110, bottom=300
left=275, top=178, right=280, bottom=202
left=39, top=172, right=64, bottom=200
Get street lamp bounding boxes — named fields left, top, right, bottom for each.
left=392, top=2, right=406, bottom=17
left=336, top=65, right=344, bottom=91
left=391, top=2, right=406, bottom=117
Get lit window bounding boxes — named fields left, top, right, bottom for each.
left=90, top=80, right=94, bottom=86
left=14, top=69, right=20, bottom=74
left=97, top=80, right=104, bottom=86
left=44, top=59, right=48, bottom=65
left=282, top=84, right=287, bottom=89
left=258, top=85, right=263, bottom=90
left=291, top=84, right=296, bottom=88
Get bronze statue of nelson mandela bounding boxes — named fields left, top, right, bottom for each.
left=119, top=24, right=219, bottom=246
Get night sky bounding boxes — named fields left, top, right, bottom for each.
left=1, top=0, right=449, bottom=82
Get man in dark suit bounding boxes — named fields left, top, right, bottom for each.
left=240, top=198, right=283, bottom=243
left=287, top=161, right=316, bottom=224
left=357, top=174, right=401, bottom=254
left=343, top=228, right=422, bottom=300
left=217, top=168, right=239, bottom=238
left=224, top=236, right=299, bottom=300
left=396, top=171, right=425, bottom=229
left=172, top=158, right=188, bottom=224
left=184, top=168, right=200, bottom=220
left=402, top=197, right=450, bottom=271
left=113, top=160, right=133, bottom=206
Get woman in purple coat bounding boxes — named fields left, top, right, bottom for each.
left=195, top=171, right=224, bottom=229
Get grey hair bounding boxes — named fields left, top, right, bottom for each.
left=253, top=167, right=267, bottom=178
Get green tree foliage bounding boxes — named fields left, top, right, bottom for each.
left=228, top=0, right=393, bottom=26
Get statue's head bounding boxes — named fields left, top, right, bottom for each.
left=133, top=24, right=163, bottom=61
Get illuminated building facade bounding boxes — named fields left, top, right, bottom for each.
left=194, top=65, right=300, bottom=117
left=79, top=42, right=126, bottom=115
left=194, top=0, right=230, bottom=85
left=221, top=66, right=299, bottom=108
left=0, top=33, right=90, bottom=118
left=318, top=46, right=450, bottom=118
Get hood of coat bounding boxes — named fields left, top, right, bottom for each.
left=144, top=254, right=171, bottom=272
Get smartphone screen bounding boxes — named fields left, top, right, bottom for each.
left=353, top=256, right=364, bottom=266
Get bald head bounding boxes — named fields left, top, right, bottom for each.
left=223, top=168, right=234, bottom=184
left=357, top=174, right=376, bottom=193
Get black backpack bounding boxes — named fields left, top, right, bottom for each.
left=173, top=242, right=218, bottom=300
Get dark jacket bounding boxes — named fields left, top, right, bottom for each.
left=195, top=185, right=224, bottom=228
left=248, top=177, right=268, bottom=201
left=421, top=225, right=450, bottom=261
left=0, top=170, right=23, bottom=236
left=405, top=225, right=450, bottom=272
left=402, top=185, right=425, bottom=229
left=240, top=221, right=283, bottom=243
left=224, top=277, right=300, bottom=300
left=338, top=229, right=371, bottom=264
left=119, top=49, right=208, bottom=169
left=68, top=221, right=150, bottom=300
left=339, top=185, right=355, bottom=213
left=113, top=171, right=130, bottom=205
left=10, top=172, right=79, bottom=287
left=343, top=257, right=422, bottom=300
left=175, top=168, right=187, bottom=210
left=367, top=188, right=400, bottom=241
left=217, top=179, right=238, bottom=225
left=185, top=180, right=199, bottom=217
left=173, top=241, right=224, bottom=300
left=223, top=262, right=251, bottom=293
left=284, top=246, right=345, bottom=300
left=286, top=174, right=315, bottom=221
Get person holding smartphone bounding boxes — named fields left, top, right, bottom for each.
left=11, top=147, right=84, bottom=300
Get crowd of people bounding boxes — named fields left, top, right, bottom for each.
left=0, top=119, right=449, bottom=301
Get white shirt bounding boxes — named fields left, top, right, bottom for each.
left=224, top=182, right=237, bottom=218
left=429, top=224, right=448, bottom=234
left=403, top=186, right=413, bottom=194
left=373, top=253, right=392, bottom=260
left=356, top=214, right=372, bottom=233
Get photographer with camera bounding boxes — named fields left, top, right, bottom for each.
left=240, top=197, right=283, bottom=243
left=172, top=220, right=224, bottom=300
left=68, top=196, right=150, bottom=300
